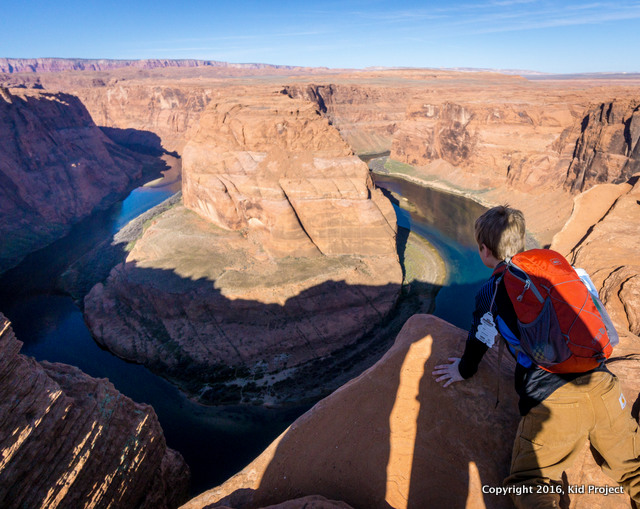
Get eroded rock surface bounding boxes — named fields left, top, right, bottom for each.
left=283, top=84, right=408, bottom=155
left=388, top=86, right=640, bottom=196
left=182, top=91, right=398, bottom=258
left=183, top=314, right=639, bottom=509
left=0, top=314, right=190, bottom=508
left=565, top=100, right=640, bottom=192
left=85, top=90, right=402, bottom=405
left=553, top=177, right=640, bottom=338
left=0, top=87, right=164, bottom=272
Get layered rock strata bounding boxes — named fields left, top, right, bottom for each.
left=283, top=84, right=408, bottom=155
left=390, top=96, right=640, bottom=195
left=0, top=314, right=190, bottom=509
left=564, top=100, right=640, bottom=192
left=0, top=87, right=164, bottom=272
left=85, top=91, right=402, bottom=405
left=183, top=314, right=639, bottom=509
left=391, top=99, right=578, bottom=191
left=75, top=85, right=215, bottom=154
left=182, top=92, right=398, bottom=258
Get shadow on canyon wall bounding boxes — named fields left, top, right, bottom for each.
left=101, top=126, right=180, bottom=158
left=83, top=259, right=441, bottom=407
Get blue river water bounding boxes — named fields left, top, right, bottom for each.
left=372, top=174, right=492, bottom=328
left=0, top=170, right=301, bottom=494
left=0, top=167, right=492, bottom=496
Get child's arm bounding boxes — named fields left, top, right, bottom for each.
left=432, top=277, right=496, bottom=387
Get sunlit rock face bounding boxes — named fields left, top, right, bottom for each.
left=85, top=90, right=402, bottom=406
left=74, top=84, right=214, bottom=154
left=0, top=314, right=190, bottom=509
left=183, top=314, right=639, bottom=509
left=0, top=87, right=163, bottom=272
left=182, top=91, right=398, bottom=258
left=390, top=96, right=640, bottom=195
left=552, top=177, right=640, bottom=339
left=391, top=99, right=578, bottom=191
left=283, top=83, right=409, bottom=155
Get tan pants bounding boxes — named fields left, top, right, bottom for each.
left=505, top=371, right=640, bottom=509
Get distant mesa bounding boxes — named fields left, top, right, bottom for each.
left=0, top=57, right=319, bottom=74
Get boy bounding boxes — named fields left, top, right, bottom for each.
left=432, top=205, right=640, bottom=508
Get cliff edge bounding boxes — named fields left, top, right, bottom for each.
left=0, top=314, right=190, bottom=508
left=183, top=312, right=639, bottom=509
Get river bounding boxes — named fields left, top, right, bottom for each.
left=0, top=160, right=492, bottom=495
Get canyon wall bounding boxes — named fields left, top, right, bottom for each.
left=84, top=89, right=403, bottom=405
left=564, top=100, right=640, bottom=192
left=283, top=84, right=409, bottom=155
left=0, top=87, right=165, bottom=272
left=74, top=85, right=215, bottom=154
left=0, top=314, right=190, bottom=509
left=389, top=94, right=640, bottom=195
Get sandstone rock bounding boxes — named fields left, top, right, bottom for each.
left=182, top=91, right=398, bottom=258
left=0, top=87, right=165, bottom=273
left=390, top=98, right=579, bottom=192
left=84, top=203, right=401, bottom=406
left=551, top=183, right=631, bottom=257
left=559, top=178, right=640, bottom=336
left=76, top=84, right=215, bottom=154
left=283, top=84, right=407, bottom=155
left=564, top=100, right=640, bottom=192
left=85, top=90, right=402, bottom=405
left=183, top=314, right=639, bottom=509
left=0, top=314, right=190, bottom=508
left=382, top=78, right=640, bottom=194
left=214, top=495, right=354, bottom=509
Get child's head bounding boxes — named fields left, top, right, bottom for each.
left=475, top=205, right=525, bottom=261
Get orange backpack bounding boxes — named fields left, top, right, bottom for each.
left=495, top=249, right=618, bottom=373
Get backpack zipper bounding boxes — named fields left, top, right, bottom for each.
left=507, top=261, right=545, bottom=304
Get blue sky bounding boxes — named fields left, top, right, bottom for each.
left=2, top=0, right=639, bottom=73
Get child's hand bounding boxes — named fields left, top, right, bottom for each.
left=432, top=357, right=464, bottom=387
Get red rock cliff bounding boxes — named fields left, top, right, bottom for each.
left=0, top=87, right=163, bottom=272
left=0, top=314, right=190, bottom=508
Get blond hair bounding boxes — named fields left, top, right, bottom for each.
left=475, top=205, right=525, bottom=260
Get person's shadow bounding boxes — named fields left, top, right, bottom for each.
left=198, top=313, right=521, bottom=509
